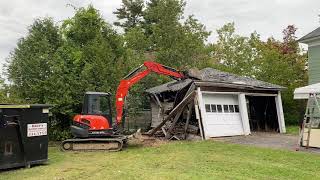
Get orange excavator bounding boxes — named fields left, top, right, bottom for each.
left=61, top=61, right=185, bottom=151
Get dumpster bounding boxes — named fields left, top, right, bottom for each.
left=0, top=104, right=51, bottom=170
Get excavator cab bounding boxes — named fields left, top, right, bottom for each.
left=82, top=92, right=112, bottom=124
left=62, top=92, right=126, bottom=151
left=70, top=92, right=114, bottom=138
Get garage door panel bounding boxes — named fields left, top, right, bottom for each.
left=206, top=125, right=244, bottom=137
left=202, top=94, right=244, bottom=137
left=206, top=120, right=225, bottom=125
left=206, top=115, right=241, bottom=125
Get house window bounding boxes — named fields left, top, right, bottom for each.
left=205, top=104, right=211, bottom=112
left=229, top=105, right=235, bottom=113
left=223, top=105, right=229, bottom=113
left=234, top=105, right=239, bottom=112
left=217, top=105, right=222, bottom=113
left=211, top=104, right=217, bottom=112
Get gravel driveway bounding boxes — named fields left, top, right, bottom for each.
left=212, top=132, right=320, bottom=154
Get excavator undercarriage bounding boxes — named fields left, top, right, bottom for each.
left=61, top=136, right=127, bottom=152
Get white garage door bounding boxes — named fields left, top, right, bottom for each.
left=202, top=94, right=244, bottom=137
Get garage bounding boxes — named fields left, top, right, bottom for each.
left=202, top=94, right=244, bottom=137
left=146, top=67, right=287, bottom=139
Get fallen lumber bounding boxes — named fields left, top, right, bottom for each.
left=148, top=91, right=196, bottom=135
left=184, top=103, right=193, bottom=139
left=165, top=109, right=184, bottom=139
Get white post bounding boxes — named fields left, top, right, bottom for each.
left=275, top=91, right=286, bottom=133
left=194, top=96, right=204, bottom=140
left=196, top=87, right=210, bottom=139
left=238, top=93, right=251, bottom=135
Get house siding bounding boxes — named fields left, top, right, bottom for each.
left=309, top=45, right=320, bottom=84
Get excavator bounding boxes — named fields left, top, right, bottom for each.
left=61, top=61, right=186, bottom=151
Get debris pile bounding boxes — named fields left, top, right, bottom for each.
left=146, top=89, right=205, bottom=141
left=152, top=115, right=202, bottom=140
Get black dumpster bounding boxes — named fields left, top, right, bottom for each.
left=0, top=104, right=51, bottom=170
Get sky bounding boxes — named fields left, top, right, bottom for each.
left=0, top=0, right=319, bottom=71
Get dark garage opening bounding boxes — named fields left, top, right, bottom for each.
left=246, top=96, right=279, bottom=132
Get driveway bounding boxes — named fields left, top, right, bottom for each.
left=212, top=132, right=320, bottom=154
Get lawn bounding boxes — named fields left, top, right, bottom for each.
left=286, top=125, right=300, bottom=135
left=1, top=140, right=320, bottom=180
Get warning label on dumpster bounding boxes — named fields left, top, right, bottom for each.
left=27, top=123, right=47, bottom=137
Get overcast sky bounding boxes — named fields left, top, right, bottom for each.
left=0, top=0, right=319, bottom=72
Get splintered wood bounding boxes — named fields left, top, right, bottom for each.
left=147, top=91, right=204, bottom=141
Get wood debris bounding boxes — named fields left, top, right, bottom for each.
left=147, top=90, right=204, bottom=141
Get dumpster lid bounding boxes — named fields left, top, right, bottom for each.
left=0, top=104, right=52, bottom=109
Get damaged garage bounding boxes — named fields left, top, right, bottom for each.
left=147, top=68, right=286, bottom=140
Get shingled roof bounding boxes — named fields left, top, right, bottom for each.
left=146, top=68, right=284, bottom=94
left=298, top=27, right=320, bottom=43
left=146, top=79, right=193, bottom=94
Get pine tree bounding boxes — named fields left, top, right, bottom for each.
left=113, top=0, right=144, bottom=31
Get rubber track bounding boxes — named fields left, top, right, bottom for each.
left=61, top=137, right=126, bottom=152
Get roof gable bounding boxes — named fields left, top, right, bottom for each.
left=298, top=27, right=320, bottom=43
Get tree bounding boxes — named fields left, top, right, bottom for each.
left=209, top=23, right=307, bottom=124
left=209, top=22, right=260, bottom=76
left=143, top=0, right=185, bottom=37
left=6, top=18, right=62, bottom=103
left=0, top=76, right=22, bottom=104
left=282, top=25, right=298, bottom=54
left=113, top=0, right=211, bottom=69
left=153, top=15, right=210, bottom=68
left=113, top=0, right=144, bottom=31
left=254, top=26, right=307, bottom=124
left=142, top=0, right=210, bottom=68
left=46, top=6, right=126, bottom=124
left=113, top=0, right=211, bottom=121
left=124, top=27, right=151, bottom=52
left=5, top=6, right=132, bottom=140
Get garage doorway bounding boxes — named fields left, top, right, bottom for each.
left=246, top=96, right=279, bottom=132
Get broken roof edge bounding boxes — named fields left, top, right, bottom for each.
left=145, top=79, right=193, bottom=94
left=146, top=79, right=284, bottom=95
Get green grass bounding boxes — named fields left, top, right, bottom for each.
left=286, top=125, right=300, bottom=135
left=1, top=141, right=320, bottom=180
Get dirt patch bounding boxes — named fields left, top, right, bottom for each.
left=128, top=135, right=169, bottom=147
left=212, top=132, right=320, bottom=154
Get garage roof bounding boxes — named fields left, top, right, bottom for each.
left=146, top=67, right=284, bottom=94
left=146, top=79, right=193, bottom=94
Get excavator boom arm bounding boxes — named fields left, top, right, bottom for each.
left=115, top=61, right=185, bottom=124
